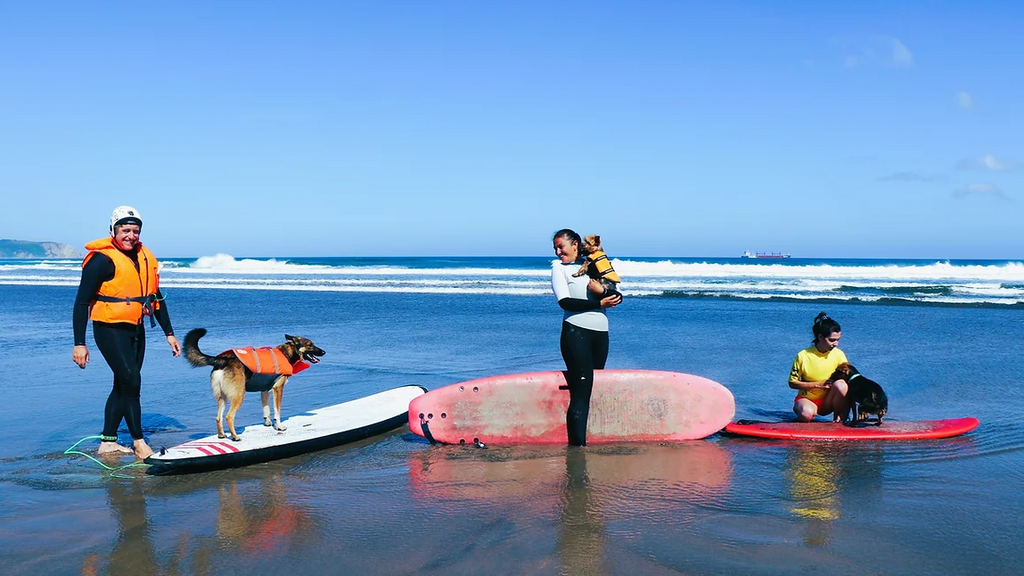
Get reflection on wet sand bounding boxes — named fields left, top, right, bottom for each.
left=407, top=442, right=732, bottom=574
left=558, top=448, right=607, bottom=576
left=408, top=441, right=732, bottom=541
left=783, top=444, right=884, bottom=547
left=80, top=473, right=317, bottom=576
left=80, top=480, right=158, bottom=576
left=786, top=444, right=842, bottom=526
left=408, top=442, right=732, bottom=511
left=212, top=476, right=314, bottom=557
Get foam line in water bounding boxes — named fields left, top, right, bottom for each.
left=2, top=256, right=1023, bottom=306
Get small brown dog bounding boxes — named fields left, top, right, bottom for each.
left=572, top=234, right=622, bottom=298
left=829, top=362, right=888, bottom=425
left=184, top=328, right=325, bottom=441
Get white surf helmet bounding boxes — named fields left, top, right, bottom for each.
left=109, top=206, right=143, bottom=235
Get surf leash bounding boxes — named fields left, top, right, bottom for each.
left=64, top=435, right=150, bottom=479
left=418, top=416, right=438, bottom=445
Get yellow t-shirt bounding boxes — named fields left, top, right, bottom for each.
left=789, top=346, right=848, bottom=401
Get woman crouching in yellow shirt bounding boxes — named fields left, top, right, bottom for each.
left=789, top=312, right=850, bottom=422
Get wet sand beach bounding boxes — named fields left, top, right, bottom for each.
left=2, top=280, right=1021, bottom=575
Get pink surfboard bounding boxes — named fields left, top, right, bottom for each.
left=408, top=370, right=735, bottom=445
left=724, top=417, right=980, bottom=441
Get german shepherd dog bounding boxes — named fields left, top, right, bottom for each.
left=829, top=362, right=888, bottom=425
left=184, top=328, right=325, bottom=441
left=572, top=234, right=622, bottom=299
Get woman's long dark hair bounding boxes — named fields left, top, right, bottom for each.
left=812, top=311, right=841, bottom=344
left=552, top=228, right=582, bottom=247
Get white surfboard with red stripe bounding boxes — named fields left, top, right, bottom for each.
left=169, top=440, right=242, bottom=457
left=145, top=385, right=426, bottom=475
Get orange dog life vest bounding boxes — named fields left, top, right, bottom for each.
left=82, top=237, right=161, bottom=325
left=586, top=251, right=621, bottom=283
left=222, top=347, right=310, bottom=392
left=228, top=347, right=298, bottom=376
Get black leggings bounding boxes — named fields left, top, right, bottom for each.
left=93, top=322, right=146, bottom=440
left=559, top=322, right=609, bottom=446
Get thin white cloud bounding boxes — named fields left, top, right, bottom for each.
left=877, top=172, right=942, bottom=183
left=957, top=91, right=973, bottom=109
left=843, top=36, right=914, bottom=68
left=957, top=155, right=1017, bottom=172
left=891, top=39, right=914, bottom=66
left=954, top=183, right=1010, bottom=201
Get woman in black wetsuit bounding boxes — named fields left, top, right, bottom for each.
left=550, top=229, right=621, bottom=446
left=72, top=206, right=181, bottom=459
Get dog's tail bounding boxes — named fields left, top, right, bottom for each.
left=183, top=328, right=231, bottom=369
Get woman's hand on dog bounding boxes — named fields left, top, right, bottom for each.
left=587, top=279, right=621, bottom=307
left=73, top=345, right=89, bottom=369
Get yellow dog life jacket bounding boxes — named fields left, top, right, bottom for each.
left=586, top=251, right=621, bottom=283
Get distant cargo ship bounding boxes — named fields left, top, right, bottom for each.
left=741, top=251, right=791, bottom=259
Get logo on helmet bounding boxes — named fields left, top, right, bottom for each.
left=109, top=206, right=143, bottom=236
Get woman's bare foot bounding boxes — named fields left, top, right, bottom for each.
left=98, top=441, right=133, bottom=455
left=133, top=438, right=154, bottom=460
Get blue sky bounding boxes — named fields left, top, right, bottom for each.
left=2, top=1, right=1021, bottom=258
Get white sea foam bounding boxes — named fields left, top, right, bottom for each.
left=177, top=254, right=548, bottom=277
left=186, top=254, right=330, bottom=273
left=3, top=254, right=1024, bottom=281
left=612, top=259, right=1024, bottom=282
left=2, top=256, right=1022, bottom=306
left=162, top=281, right=549, bottom=295
left=0, top=261, right=81, bottom=271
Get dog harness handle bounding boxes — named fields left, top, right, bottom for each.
left=270, top=350, right=280, bottom=374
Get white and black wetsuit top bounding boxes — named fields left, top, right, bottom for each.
left=551, top=259, right=608, bottom=332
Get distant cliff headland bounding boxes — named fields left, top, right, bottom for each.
left=0, top=239, right=81, bottom=258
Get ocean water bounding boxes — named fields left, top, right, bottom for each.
left=1, top=256, right=1022, bottom=575
left=4, top=254, right=1024, bottom=306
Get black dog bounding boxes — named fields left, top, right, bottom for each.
left=830, top=362, right=888, bottom=425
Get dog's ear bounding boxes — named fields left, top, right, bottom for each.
left=830, top=363, right=850, bottom=380
left=591, top=234, right=601, bottom=246
left=285, top=334, right=296, bottom=342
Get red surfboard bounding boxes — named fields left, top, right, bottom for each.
left=408, top=370, right=735, bottom=445
left=723, top=417, right=979, bottom=441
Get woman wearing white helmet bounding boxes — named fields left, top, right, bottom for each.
left=72, top=206, right=181, bottom=460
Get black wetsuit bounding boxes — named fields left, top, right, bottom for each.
left=73, top=249, right=173, bottom=441
left=556, top=298, right=609, bottom=447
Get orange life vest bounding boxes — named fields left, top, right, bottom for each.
left=221, top=347, right=310, bottom=392
left=586, top=250, right=621, bottom=283
left=227, top=347, right=297, bottom=376
left=82, top=237, right=161, bottom=325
